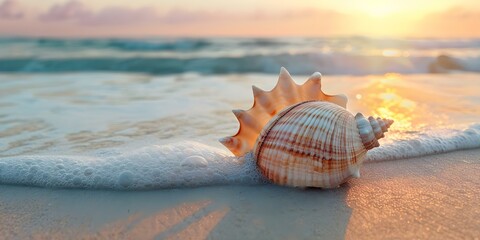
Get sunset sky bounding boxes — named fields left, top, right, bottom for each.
left=0, top=0, right=479, bottom=38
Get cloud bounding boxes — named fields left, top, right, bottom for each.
left=37, top=1, right=344, bottom=28
left=26, top=4, right=351, bottom=37
left=18, top=1, right=480, bottom=37
left=0, top=0, right=24, bottom=19
left=39, top=0, right=159, bottom=25
left=81, top=6, right=158, bottom=25
left=160, top=8, right=226, bottom=24
left=39, top=1, right=228, bottom=25
left=159, top=8, right=340, bottom=24
left=39, top=0, right=91, bottom=21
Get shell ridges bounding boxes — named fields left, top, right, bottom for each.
left=254, top=101, right=367, bottom=188
left=356, top=114, right=393, bottom=150
left=220, top=67, right=349, bottom=157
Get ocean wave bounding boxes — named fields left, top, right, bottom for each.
left=2, top=37, right=480, bottom=50
left=0, top=124, right=479, bottom=190
left=0, top=54, right=477, bottom=75
left=106, top=39, right=212, bottom=51
left=407, top=38, right=480, bottom=49
left=1, top=37, right=479, bottom=75
left=0, top=38, right=213, bottom=51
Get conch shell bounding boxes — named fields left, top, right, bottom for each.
left=220, top=67, right=393, bottom=188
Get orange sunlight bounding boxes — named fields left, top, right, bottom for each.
left=349, top=73, right=452, bottom=133
left=0, top=0, right=479, bottom=37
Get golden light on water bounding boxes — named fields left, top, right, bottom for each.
left=381, top=49, right=400, bottom=57
left=381, top=49, right=410, bottom=57
left=351, top=73, right=451, bottom=132
left=372, top=92, right=415, bottom=130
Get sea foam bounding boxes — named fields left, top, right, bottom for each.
left=0, top=124, right=479, bottom=190
left=0, top=142, right=265, bottom=190
left=368, top=124, right=480, bottom=161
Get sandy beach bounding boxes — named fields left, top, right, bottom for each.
left=1, top=1, right=480, bottom=239
left=1, top=148, right=478, bottom=239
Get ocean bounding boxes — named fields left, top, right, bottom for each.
left=0, top=37, right=479, bottom=189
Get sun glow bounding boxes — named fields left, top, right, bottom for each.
left=1, top=0, right=479, bottom=37
left=364, top=5, right=397, bottom=17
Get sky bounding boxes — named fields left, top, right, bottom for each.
left=0, top=0, right=479, bottom=38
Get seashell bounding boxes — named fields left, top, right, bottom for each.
left=220, top=67, right=393, bottom=188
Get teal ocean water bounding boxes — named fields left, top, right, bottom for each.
left=0, top=37, right=479, bottom=189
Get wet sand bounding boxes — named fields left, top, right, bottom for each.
left=1, top=149, right=479, bottom=239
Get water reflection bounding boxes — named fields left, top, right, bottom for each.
left=1, top=73, right=479, bottom=156
left=350, top=73, right=462, bottom=132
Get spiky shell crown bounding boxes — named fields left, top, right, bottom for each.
left=220, top=67, right=348, bottom=156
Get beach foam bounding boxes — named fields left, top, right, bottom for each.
left=0, top=142, right=265, bottom=189
left=367, top=123, right=480, bottom=161
left=0, top=124, right=479, bottom=190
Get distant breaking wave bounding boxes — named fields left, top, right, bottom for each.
left=0, top=54, right=478, bottom=75
left=1, top=37, right=479, bottom=75
left=0, top=38, right=213, bottom=51
left=1, top=37, right=480, bottom=51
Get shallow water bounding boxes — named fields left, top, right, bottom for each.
left=1, top=72, right=479, bottom=156
left=1, top=37, right=480, bottom=189
left=0, top=71, right=479, bottom=189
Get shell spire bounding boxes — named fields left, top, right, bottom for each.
left=355, top=113, right=394, bottom=150
left=220, top=67, right=348, bottom=156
